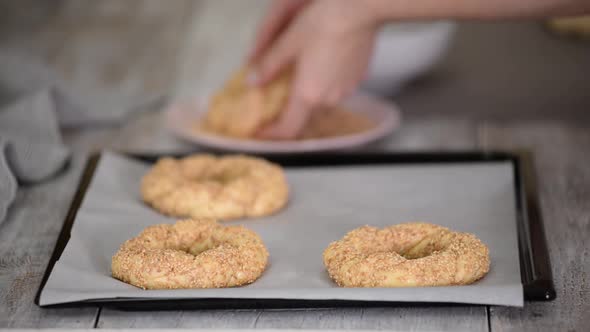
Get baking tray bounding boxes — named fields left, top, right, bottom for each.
left=35, top=151, right=555, bottom=309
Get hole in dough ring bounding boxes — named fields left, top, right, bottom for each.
left=141, top=154, right=289, bottom=220
left=323, top=222, right=490, bottom=287
left=112, top=219, right=269, bottom=289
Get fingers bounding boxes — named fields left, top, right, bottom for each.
left=256, top=63, right=332, bottom=140
left=251, top=0, right=378, bottom=140
left=257, top=95, right=312, bottom=140
left=247, top=0, right=308, bottom=65
left=247, top=2, right=289, bottom=65
left=250, top=24, right=300, bottom=86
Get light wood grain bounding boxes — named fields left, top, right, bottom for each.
left=0, top=153, right=98, bottom=328
left=98, top=307, right=487, bottom=331
left=479, top=121, right=590, bottom=332
left=107, top=110, right=196, bottom=154
left=396, top=22, right=590, bottom=122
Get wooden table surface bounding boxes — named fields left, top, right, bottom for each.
left=0, top=1, right=588, bottom=331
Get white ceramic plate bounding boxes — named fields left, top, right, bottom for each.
left=165, top=92, right=401, bottom=154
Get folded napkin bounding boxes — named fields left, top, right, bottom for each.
left=0, top=90, right=71, bottom=222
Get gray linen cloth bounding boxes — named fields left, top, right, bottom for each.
left=0, top=89, right=70, bottom=221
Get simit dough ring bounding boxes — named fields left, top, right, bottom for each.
left=141, top=154, right=289, bottom=220
left=204, top=67, right=291, bottom=138
left=323, top=222, right=490, bottom=287
left=112, top=219, right=269, bottom=289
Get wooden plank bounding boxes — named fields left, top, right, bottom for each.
left=62, top=127, right=120, bottom=153
left=397, top=22, right=590, bottom=122
left=108, top=110, right=196, bottom=155
left=479, top=121, right=590, bottom=332
left=0, top=153, right=98, bottom=328
left=99, top=307, right=487, bottom=331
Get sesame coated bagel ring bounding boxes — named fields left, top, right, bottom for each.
left=141, top=154, right=289, bottom=220
left=323, top=223, right=490, bottom=287
left=112, top=219, right=269, bottom=289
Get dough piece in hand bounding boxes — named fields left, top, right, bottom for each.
left=204, top=67, right=292, bottom=138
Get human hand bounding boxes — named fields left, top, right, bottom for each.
left=247, top=0, right=311, bottom=66
left=248, top=0, right=380, bottom=139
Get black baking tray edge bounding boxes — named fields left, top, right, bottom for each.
left=35, top=150, right=556, bottom=310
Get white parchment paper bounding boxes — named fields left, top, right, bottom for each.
left=40, top=152, right=523, bottom=307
